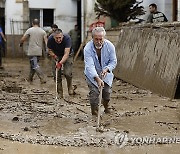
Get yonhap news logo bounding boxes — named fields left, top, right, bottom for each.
left=114, top=133, right=180, bottom=147
left=114, top=132, right=128, bottom=148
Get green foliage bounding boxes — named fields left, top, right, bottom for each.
left=94, top=0, right=145, bottom=22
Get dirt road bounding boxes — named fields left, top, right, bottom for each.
left=0, top=58, right=179, bottom=154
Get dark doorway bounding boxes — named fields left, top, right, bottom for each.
left=175, top=77, right=180, bottom=99
left=0, top=8, right=5, bottom=56
left=30, top=9, right=40, bottom=27
left=77, top=0, right=81, bottom=43
left=76, top=0, right=83, bottom=59
left=0, top=8, right=5, bottom=32
left=172, top=0, right=178, bottom=21
left=43, top=9, right=54, bottom=27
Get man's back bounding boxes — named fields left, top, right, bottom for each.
left=25, top=27, right=46, bottom=56
left=147, top=11, right=168, bottom=23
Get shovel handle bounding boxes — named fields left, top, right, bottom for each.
left=97, top=85, right=103, bottom=128
left=55, top=61, right=58, bottom=100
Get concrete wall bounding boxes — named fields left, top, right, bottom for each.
left=114, top=24, right=180, bottom=98
left=5, top=0, right=23, bottom=35
left=6, top=35, right=24, bottom=58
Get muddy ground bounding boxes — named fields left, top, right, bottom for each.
left=0, top=58, right=180, bottom=154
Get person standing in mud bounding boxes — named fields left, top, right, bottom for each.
left=47, top=24, right=58, bottom=38
left=68, top=24, right=80, bottom=54
left=0, top=25, right=6, bottom=69
left=20, top=19, right=47, bottom=84
left=47, top=29, right=74, bottom=98
left=84, top=27, right=117, bottom=116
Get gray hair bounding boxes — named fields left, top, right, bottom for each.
left=92, top=27, right=106, bottom=37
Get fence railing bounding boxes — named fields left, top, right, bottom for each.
left=10, top=19, right=29, bottom=35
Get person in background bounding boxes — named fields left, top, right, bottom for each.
left=20, top=19, right=47, bottom=84
left=47, top=24, right=58, bottom=38
left=84, top=27, right=117, bottom=116
left=147, top=3, right=168, bottom=23
left=47, top=24, right=59, bottom=74
left=69, top=24, right=80, bottom=55
left=0, top=25, right=6, bottom=69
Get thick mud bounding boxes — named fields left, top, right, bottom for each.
left=0, top=58, right=179, bottom=153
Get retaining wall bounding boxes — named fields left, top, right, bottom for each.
left=114, top=23, right=180, bottom=98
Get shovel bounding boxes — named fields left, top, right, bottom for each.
left=55, top=61, right=58, bottom=100
left=97, top=85, right=103, bottom=128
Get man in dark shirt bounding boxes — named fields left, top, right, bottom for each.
left=47, top=29, right=74, bottom=98
left=147, top=3, right=168, bottom=23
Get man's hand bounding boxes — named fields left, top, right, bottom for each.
left=95, top=77, right=104, bottom=88
left=52, top=54, right=59, bottom=61
left=19, top=43, right=23, bottom=47
left=56, top=62, right=62, bottom=69
left=101, top=68, right=109, bottom=78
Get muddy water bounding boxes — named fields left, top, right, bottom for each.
left=0, top=58, right=180, bottom=153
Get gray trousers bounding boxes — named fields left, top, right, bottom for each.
left=85, top=76, right=111, bottom=106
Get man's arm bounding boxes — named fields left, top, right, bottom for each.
left=84, top=45, right=104, bottom=87
left=59, top=48, right=70, bottom=64
left=146, top=13, right=153, bottom=23
left=0, top=32, right=6, bottom=42
left=101, top=43, right=117, bottom=78
left=48, top=48, right=70, bottom=64
left=43, top=34, right=48, bottom=46
left=20, top=34, right=29, bottom=45
left=163, top=14, right=168, bottom=22
left=43, top=34, right=48, bottom=54
left=55, top=48, right=70, bottom=70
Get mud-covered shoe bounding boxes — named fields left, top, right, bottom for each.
left=103, top=100, right=111, bottom=114
left=91, top=104, right=98, bottom=116
left=66, top=77, right=75, bottom=95
left=58, top=91, right=63, bottom=99
left=68, top=86, right=74, bottom=95
left=104, top=108, right=111, bottom=114
left=27, top=78, right=33, bottom=84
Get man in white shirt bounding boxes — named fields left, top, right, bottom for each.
left=84, top=27, right=117, bottom=116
